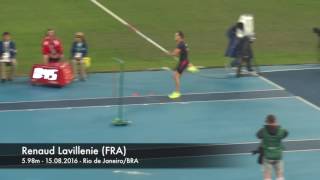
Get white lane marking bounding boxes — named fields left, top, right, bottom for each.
left=0, top=89, right=284, bottom=104
left=258, top=76, right=285, bottom=90
left=113, top=170, right=151, bottom=176
left=0, top=96, right=294, bottom=112
left=257, top=71, right=320, bottom=111
left=260, top=66, right=320, bottom=73
left=137, top=148, right=320, bottom=160
left=295, top=96, right=320, bottom=112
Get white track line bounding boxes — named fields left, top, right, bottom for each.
left=258, top=76, right=285, bottom=90
left=260, top=66, right=320, bottom=73
left=204, top=138, right=320, bottom=146
left=216, top=148, right=320, bottom=157
left=138, top=148, right=320, bottom=160
left=258, top=72, right=320, bottom=112
left=113, top=170, right=151, bottom=176
left=125, top=138, right=320, bottom=159
left=0, top=89, right=283, bottom=104
left=0, top=96, right=295, bottom=113
left=285, top=149, right=320, bottom=153
left=224, top=148, right=320, bottom=156
left=152, top=65, right=320, bottom=73
left=295, top=96, right=320, bottom=112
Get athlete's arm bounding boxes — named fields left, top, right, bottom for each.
left=169, top=48, right=181, bottom=57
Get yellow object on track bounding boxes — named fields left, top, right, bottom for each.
left=187, top=64, right=199, bottom=73
left=83, top=57, right=91, bottom=68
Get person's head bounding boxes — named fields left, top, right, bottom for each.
left=74, top=32, right=85, bottom=43
left=46, top=29, right=56, bottom=39
left=265, top=114, right=277, bottom=126
left=2, top=32, right=11, bottom=41
left=175, top=31, right=184, bottom=42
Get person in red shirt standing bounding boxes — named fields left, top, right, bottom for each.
left=42, top=29, right=64, bottom=64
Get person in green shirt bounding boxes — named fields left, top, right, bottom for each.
left=256, top=114, right=288, bottom=180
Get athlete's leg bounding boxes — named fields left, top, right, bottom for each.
left=175, top=60, right=188, bottom=92
left=174, top=71, right=181, bottom=92
left=169, top=61, right=188, bottom=99
left=168, top=71, right=181, bottom=99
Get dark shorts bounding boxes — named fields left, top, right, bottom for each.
left=49, top=57, right=61, bottom=63
left=176, top=60, right=189, bottom=74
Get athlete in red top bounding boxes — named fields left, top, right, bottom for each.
left=42, top=29, right=64, bottom=64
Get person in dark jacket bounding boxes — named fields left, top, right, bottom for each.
left=225, top=22, right=254, bottom=77
left=225, top=22, right=244, bottom=59
left=235, top=36, right=253, bottom=77
left=70, top=32, right=88, bottom=81
left=0, top=32, right=17, bottom=83
left=256, top=115, right=288, bottom=180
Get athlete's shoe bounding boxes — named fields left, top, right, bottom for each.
left=187, top=65, right=199, bottom=73
left=168, top=91, right=181, bottom=99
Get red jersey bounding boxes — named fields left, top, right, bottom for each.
left=42, top=37, right=63, bottom=58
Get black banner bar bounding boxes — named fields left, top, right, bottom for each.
left=0, top=144, right=247, bottom=168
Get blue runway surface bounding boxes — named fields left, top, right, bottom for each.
left=0, top=97, right=319, bottom=143
left=0, top=69, right=278, bottom=102
left=264, top=68, right=320, bottom=106
left=0, top=64, right=320, bottom=179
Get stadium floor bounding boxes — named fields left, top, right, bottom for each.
left=0, top=64, right=320, bottom=179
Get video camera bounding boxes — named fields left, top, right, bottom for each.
left=252, top=146, right=264, bottom=165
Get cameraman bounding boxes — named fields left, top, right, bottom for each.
left=235, top=36, right=253, bottom=77
left=225, top=22, right=253, bottom=77
left=256, top=115, right=288, bottom=180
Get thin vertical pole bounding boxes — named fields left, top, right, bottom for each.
left=118, top=61, right=124, bottom=120
left=112, top=58, right=129, bottom=126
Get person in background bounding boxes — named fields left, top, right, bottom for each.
left=256, top=115, right=288, bottom=180
left=235, top=36, right=253, bottom=77
left=0, top=32, right=17, bottom=83
left=225, top=22, right=244, bottom=64
left=225, top=22, right=254, bottom=77
left=71, top=32, right=88, bottom=81
left=42, top=29, right=64, bottom=64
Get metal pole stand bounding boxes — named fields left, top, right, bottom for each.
left=112, top=58, right=130, bottom=126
